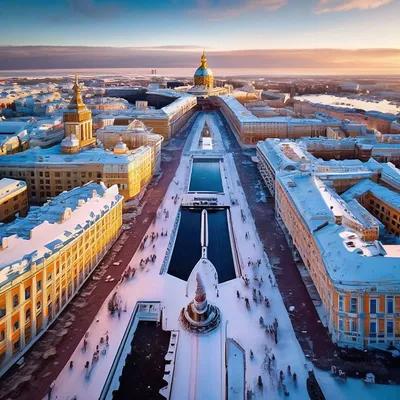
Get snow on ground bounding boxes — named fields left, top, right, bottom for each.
left=47, top=112, right=400, bottom=400
left=227, top=339, right=245, bottom=400
left=315, top=369, right=399, bottom=400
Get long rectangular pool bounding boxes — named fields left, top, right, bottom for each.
left=168, top=208, right=235, bottom=283
left=189, top=159, right=223, bottom=193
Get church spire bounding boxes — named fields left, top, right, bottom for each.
left=200, top=51, right=207, bottom=68
left=68, top=74, right=85, bottom=111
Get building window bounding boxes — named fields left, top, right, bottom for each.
left=370, top=298, right=377, bottom=314
left=0, top=330, right=5, bottom=342
left=350, top=297, right=357, bottom=313
left=338, top=295, right=344, bottom=311
left=13, top=294, right=19, bottom=308
left=338, top=317, right=344, bottom=331
left=0, top=308, right=5, bottom=318
left=25, top=287, right=31, bottom=300
left=37, top=280, right=42, bottom=291
left=387, top=320, right=394, bottom=336
left=13, top=320, right=19, bottom=332
left=47, top=273, right=52, bottom=281
left=387, top=296, right=394, bottom=314
left=37, top=301, right=41, bottom=310
left=25, top=308, right=31, bottom=322
left=350, top=319, right=357, bottom=332
left=370, top=320, right=377, bottom=335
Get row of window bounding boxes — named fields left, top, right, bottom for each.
left=0, top=170, right=102, bottom=179
left=338, top=295, right=397, bottom=314
left=338, top=318, right=396, bottom=336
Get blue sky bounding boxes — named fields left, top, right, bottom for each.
left=1, top=0, right=399, bottom=49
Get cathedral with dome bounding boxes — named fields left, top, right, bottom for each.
left=187, top=51, right=230, bottom=98
left=194, top=51, right=214, bottom=89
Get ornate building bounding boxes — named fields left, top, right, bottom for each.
left=0, top=183, right=123, bottom=374
left=0, top=77, right=159, bottom=203
left=194, top=52, right=214, bottom=89
left=62, top=75, right=95, bottom=154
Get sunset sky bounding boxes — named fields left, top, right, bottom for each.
left=1, top=0, right=399, bottom=72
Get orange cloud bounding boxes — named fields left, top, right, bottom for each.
left=315, top=0, right=393, bottom=13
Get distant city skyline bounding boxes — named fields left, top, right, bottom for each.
left=0, top=0, right=399, bottom=73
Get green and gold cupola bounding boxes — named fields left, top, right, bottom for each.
left=194, top=51, right=214, bottom=89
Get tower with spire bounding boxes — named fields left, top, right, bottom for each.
left=194, top=51, right=214, bottom=89
left=181, top=272, right=221, bottom=334
left=62, top=75, right=95, bottom=154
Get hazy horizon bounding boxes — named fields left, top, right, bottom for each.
left=1, top=0, right=399, bottom=74
left=1, top=47, right=399, bottom=75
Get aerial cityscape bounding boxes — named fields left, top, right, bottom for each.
left=0, top=1, right=400, bottom=400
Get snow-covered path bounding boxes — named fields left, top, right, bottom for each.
left=47, top=112, right=400, bottom=400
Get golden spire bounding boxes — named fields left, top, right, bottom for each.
left=200, top=51, right=207, bottom=68
left=68, top=74, right=85, bottom=110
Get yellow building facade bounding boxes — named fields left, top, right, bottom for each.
left=0, top=77, right=157, bottom=203
left=276, top=173, right=400, bottom=349
left=0, top=178, right=28, bottom=221
left=0, top=145, right=153, bottom=203
left=0, top=183, right=122, bottom=374
left=95, top=119, right=163, bottom=174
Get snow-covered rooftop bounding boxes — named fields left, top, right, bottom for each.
left=381, top=162, right=400, bottom=191
left=0, top=178, right=26, bottom=201
left=278, top=173, right=335, bottom=232
left=257, top=138, right=382, bottom=180
left=278, top=173, right=400, bottom=290
left=219, top=95, right=330, bottom=126
left=342, top=179, right=400, bottom=211
left=0, top=183, right=123, bottom=288
left=0, top=144, right=149, bottom=167
left=0, top=121, right=28, bottom=135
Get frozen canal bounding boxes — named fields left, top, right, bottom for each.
left=189, top=159, right=223, bottom=193
left=168, top=208, right=235, bottom=283
left=47, top=112, right=400, bottom=400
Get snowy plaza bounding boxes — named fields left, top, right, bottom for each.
left=45, top=113, right=399, bottom=400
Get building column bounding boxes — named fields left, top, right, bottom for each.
left=51, top=263, right=56, bottom=321
left=18, top=285, right=26, bottom=350
left=5, top=292, right=13, bottom=360
left=359, top=296, right=365, bottom=344
left=31, top=275, right=37, bottom=338
left=42, top=264, right=48, bottom=328
left=58, top=258, right=63, bottom=309
left=71, top=260, right=75, bottom=297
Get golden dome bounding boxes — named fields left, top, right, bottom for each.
left=194, top=51, right=214, bottom=89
